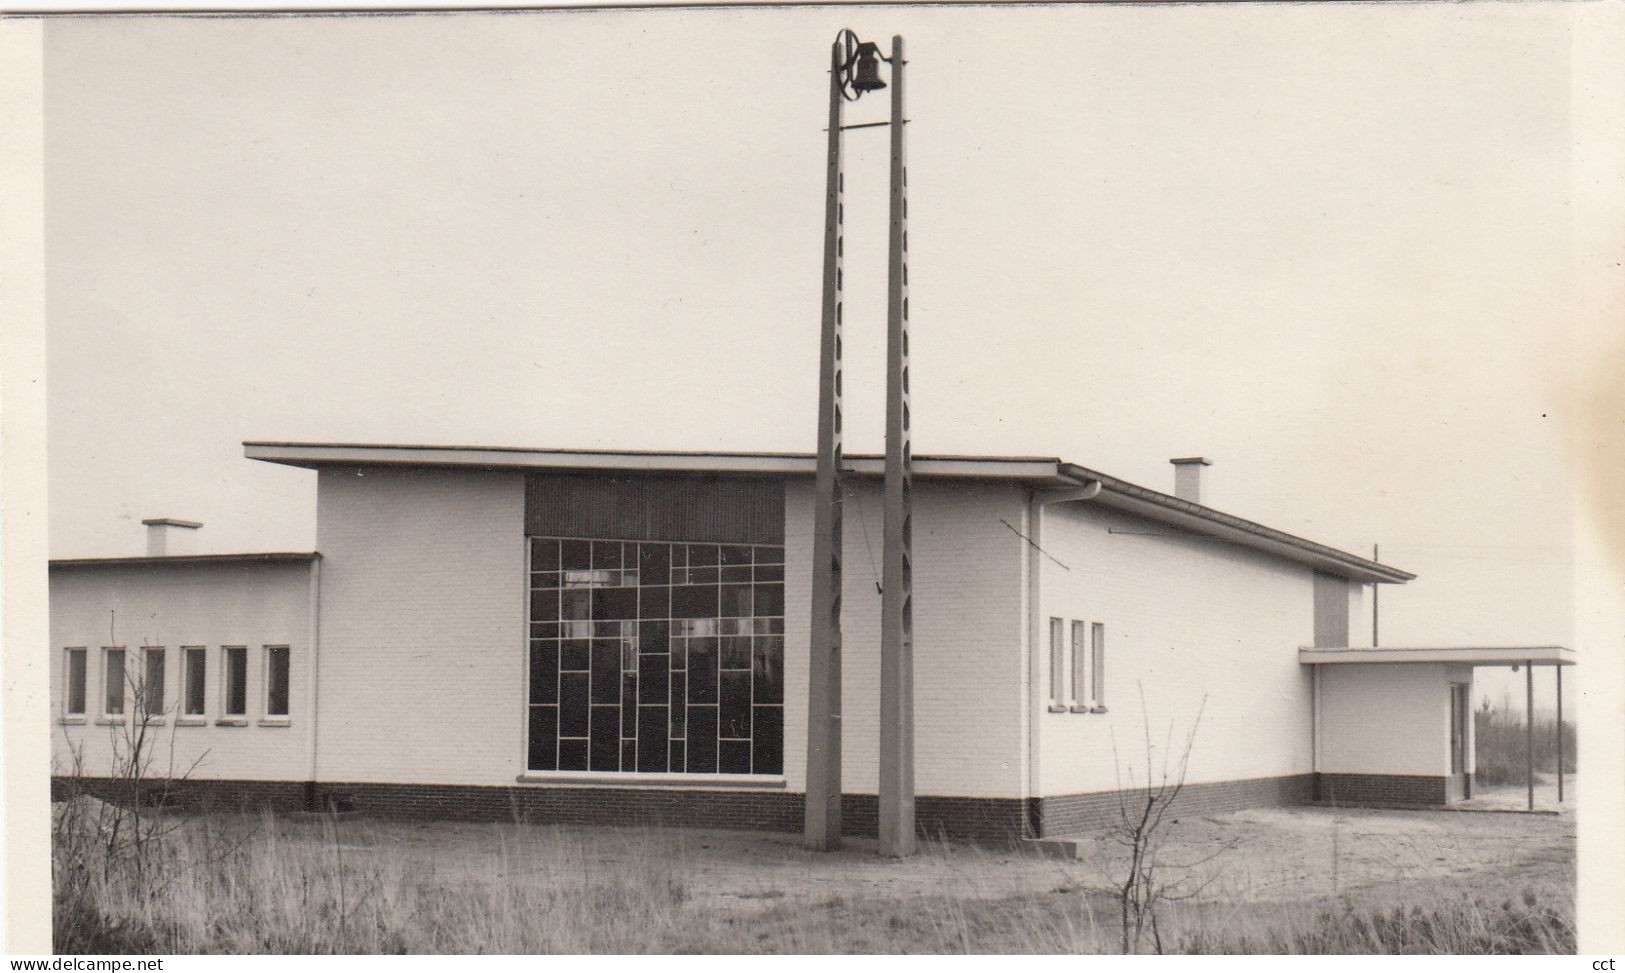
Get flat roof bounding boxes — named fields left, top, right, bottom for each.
left=1299, top=645, right=1576, bottom=666
left=50, top=552, right=321, bottom=570
left=242, top=441, right=1412, bottom=585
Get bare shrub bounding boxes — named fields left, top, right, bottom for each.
left=1106, top=688, right=1231, bottom=954
left=53, top=644, right=210, bottom=951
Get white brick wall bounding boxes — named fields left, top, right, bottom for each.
left=1035, top=501, right=1318, bottom=796
left=313, top=467, right=525, bottom=785
left=49, top=561, right=312, bottom=781
left=783, top=478, right=1028, bottom=799
left=53, top=466, right=1425, bottom=804
left=1318, top=663, right=1473, bottom=776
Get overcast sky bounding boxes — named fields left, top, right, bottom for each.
left=43, top=4, right=1588, bottom=698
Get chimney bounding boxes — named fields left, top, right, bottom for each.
left=1169, top=457, right=1211, bottom=504
left=142, top=518, right=202, bottom=557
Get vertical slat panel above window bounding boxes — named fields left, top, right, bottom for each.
left=526, top=474, right=783, bottom=544
left=1312, top=571, right=1350, bottom=648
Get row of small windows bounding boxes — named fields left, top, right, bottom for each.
left=61, top=645, right=289, bottom=723
left=1048, top=618, right=1106, bottom=713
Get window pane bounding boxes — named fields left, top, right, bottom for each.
left=637, top=705, right=669, bottom=772
left=719, top=672, right=751, bottom=738
left=686, top=706, right=717, bottom=773
left=558, top=738, right=588, bottom=772
left=589, top=705, right=620, bottom=771
left=144, top=648, right=166, bottom=716
left=752, top=707, right=783, bottom=774
left=528, top=706, right=558, bottom=771
left=184, top=648, right=206, bottom=716
left=1092, top=622, right=1106, bottom=706
left=560, top=540, right=591, bottom=570
left=530, top=641, right=559, bottom=704
left=266, top=647, right=290, bottom=717
left=590, top=641, right=620, bottom=704
left=752, top=636, right=783, bottom=704
left=66, top=650, right=87, bottom=715
left=559, top=673, right=590, bottom=736
left=105, top=649, right=125, bottom=715
left=1048, top=619, right=1065, bottom=707
left=224, top=648, right=247, bottom=716
left=718, top=739, right=751, bottom=775
left=1071, top=621, right=1087, bottom=707
left=530, top=537, right=560, bottom=572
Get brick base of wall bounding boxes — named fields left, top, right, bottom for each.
left=53, top=773, right=1328, bottom=842
left=1312, top=773, right=1448, bottom=806
left=1035, top=773, right=1314, bottom=837
left=49, top=776, right=1029, bottom=844
left=51, top=775, right=310, bottom=813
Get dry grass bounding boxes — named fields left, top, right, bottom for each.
left=53, top=804, right=1575, bottom=954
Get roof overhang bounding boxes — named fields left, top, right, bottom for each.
left=50, top=552, right=321, bottom=570
left=1299, top=645, right=1576, bottom=667
left=243, top=441, right=1410, bottom=585
left=1060, top=463, right=1412, bottom=585
left=243, top=441, right=1077, bottom=486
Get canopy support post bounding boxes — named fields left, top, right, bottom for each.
left=1525, top=660, right=1535, bottom=812
left=1556, top=664, right=1564, bottom=804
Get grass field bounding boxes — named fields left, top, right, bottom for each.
left=54, top=799, right=1574, bottom=954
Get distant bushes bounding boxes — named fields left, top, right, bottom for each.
left=1474, top=700, right=1576, bottom=787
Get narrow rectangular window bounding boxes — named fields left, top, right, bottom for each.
left=222, top=646, right=247, bottom=717
left=65, top=649, right=87, bottom=716
left=1091, top=622, right=1106, bottom=708
left=104, top=648, right=126, bottom=716
left=183, top=647, right=206, bottom=716
left=1048, top=617, right=1066, bottom=709
left=143, top=647, right=166, bottom=717
left=1071, top=620, right=1088, bottom=708
left=265, top=646, right=290, bottom=717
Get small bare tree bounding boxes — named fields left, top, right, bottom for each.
left=54, top=639, right=208, bottom=905
left=1107, top=687, right=1233, bottom=953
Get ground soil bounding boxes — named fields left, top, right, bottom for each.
left=301, top=799, right=1574, bottom=915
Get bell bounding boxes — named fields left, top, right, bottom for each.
left=851, top=43, right=887, bottom=93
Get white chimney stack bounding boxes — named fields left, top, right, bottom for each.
left=1169, top=457, right=1211, bottom=504
left=143, top=518, right=202, bottom=556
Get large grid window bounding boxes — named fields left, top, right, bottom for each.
left=527, top=537, right=785, bottom=775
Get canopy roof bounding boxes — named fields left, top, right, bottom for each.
left=1299, top=645, right=1576, bottom=666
